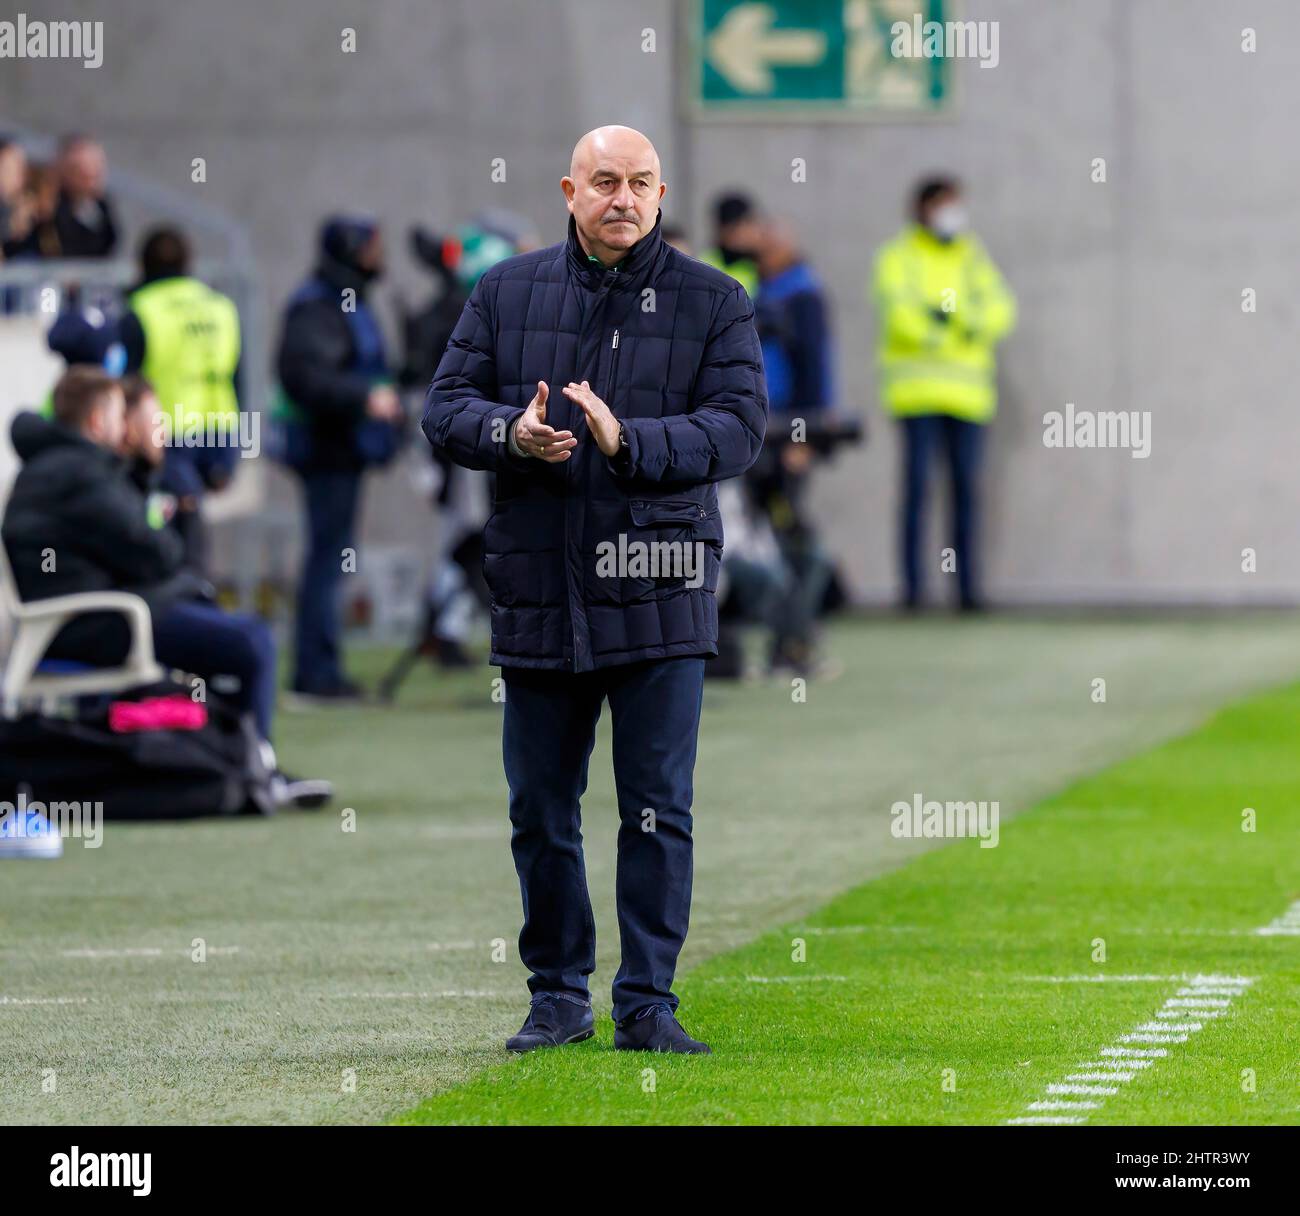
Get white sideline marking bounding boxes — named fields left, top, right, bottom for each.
left=0, top=995, right=90, bottom=1006
left=700, top=974, right=851, bottom=984
left=1254, top=900, right=1300, bottom=936
left=1027, top=1100, right=1099, bottom=1111
left=425, top=942, right=477, bottom=952
left=1022, top=974, right=1183, bottom=983
left=794, top=925, right=921, bottom=935
left=1008, top=1115, right=1087, bottom=1125
left=335, top=990, right=509, bottom=999
left=1006, top=969, right=1258, bottom=1125
left=61, top=946, right=241, bottom=959
left=1020, top=972, right=1249, bottom=983
left=739, top=974, right=851, bottom=983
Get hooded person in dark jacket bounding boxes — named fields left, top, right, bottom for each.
left=423, top=125, right=767, bottom=1055
left=276, top=216, right=403, bottom=699
left=2, top=367, right=278, bottom=743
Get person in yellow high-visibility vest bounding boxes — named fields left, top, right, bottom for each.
left=698, top=192, right=761, bottom=301
left=872, top=176, right=1016, bottom=612
left=121, top=225, right=242, bottom=572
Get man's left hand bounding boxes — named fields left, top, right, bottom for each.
left=562, top=381, right=621, bottom=457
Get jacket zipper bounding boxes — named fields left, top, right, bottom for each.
left=569, top=280, right=618, bottom=672
left=607, top=329, right=621, bottom=408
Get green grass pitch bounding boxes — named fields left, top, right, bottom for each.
left=2, top=614, right=1298, bottom=1125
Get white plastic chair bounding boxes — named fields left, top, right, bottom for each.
left=0, top=539, right=164, bottom=718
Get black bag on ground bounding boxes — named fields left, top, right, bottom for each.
left=0, top=683, right=276, bottom=820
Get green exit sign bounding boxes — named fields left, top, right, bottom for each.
left=689, top=0, right=953, bottom=118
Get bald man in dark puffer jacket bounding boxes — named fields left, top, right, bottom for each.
left=424, top=125, right=767, bottom=1055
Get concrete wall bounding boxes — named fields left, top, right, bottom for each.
left=4, top=0, right=1297, bottom=603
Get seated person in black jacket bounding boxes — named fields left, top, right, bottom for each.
left=1, top=366, right=278, bottom=743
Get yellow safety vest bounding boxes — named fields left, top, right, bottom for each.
left=872, top=225, right=1016, bottom=423
left=130, top=276, right=241, bottom=441
left=699, top=247, right=760, bottom=300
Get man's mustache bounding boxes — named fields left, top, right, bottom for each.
left=603, top=213, right=639, bottom=224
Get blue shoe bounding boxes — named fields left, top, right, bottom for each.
left=614, top=1003, right=711, bottom=1054
left=0, top=809, right=64, bottom=859
left=505, top=993, right=594, bottom=1053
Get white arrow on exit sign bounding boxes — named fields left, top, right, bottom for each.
left=706, top=3, right=828, bottom=94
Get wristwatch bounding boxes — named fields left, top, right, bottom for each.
left=618, top=422, right=629, bottom=451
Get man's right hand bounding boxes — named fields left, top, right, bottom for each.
left=512, top=382, right=576, bottom=462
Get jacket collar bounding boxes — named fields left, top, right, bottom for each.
left=564, top=210, right=665, bottom=288
left=315, top=250, right=375, bottom=299
left=10, top=410, right=125, bottom=474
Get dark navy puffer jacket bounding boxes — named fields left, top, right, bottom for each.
left=422, top=212, right=768, bottom=671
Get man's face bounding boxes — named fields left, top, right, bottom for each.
left=0, top=144, right=26, bottom=199
left=357, top=229, right=386, bottom=277
left=60, top=142, right=107, bottom=198
left=86, top=388, right=126, bottom=450
left=922, top=190, right=966, bottom=239
left=563, top=131, right=665, bottom=263
left=122, top=392, right=164, bottom=465
left=719, top=215, right=763, bottom=259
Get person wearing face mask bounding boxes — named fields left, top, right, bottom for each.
left=699, top=191, right=762, bottom=301
left=275, top=215, right=404, bottom=700
left=872, top=176, right=1016, bottom=613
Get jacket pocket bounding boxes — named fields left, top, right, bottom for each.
left=628, top=498, right=710, bottom=527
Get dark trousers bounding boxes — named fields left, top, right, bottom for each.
left=899, top=414, right=985, bottom=606
left=502, top=656, right=706, bottom=1023
left=152, top=601, right=277, bottom=741
left=292, top=469, right=362, bottom=692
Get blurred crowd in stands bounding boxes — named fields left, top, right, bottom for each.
left=0, top=133, right=117, bottom=261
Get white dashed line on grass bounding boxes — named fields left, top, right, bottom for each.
left=1006, top=974, right=1255, bottom=1125
left=700, top=974, right=852, bottom=984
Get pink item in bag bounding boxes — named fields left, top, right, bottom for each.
left=108, top=695, right=209, bottom=734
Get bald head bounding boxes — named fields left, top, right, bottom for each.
left=569, top=125, right=660, bottom=180
left=563, top=125, right=666, bottom=267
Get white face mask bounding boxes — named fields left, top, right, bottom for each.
left=927, top=202, right=967, bottom=240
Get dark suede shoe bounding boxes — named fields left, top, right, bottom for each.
left=505, top=993, right=594, bottom=1053
left=613, top=1003, right=711, bottom=1054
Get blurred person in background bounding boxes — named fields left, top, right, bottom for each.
left=275, top=215, right=403, bottom=701
left=118, top=375, right=181, bottom=539
left=873, top=176, right=1016, bottom=613
left=660, top=221, right=691, bottom=255
left=121, top=225, right=242, bottom=573
left=737, top=216, right=839, bottom=676
left=0, top=135, right=30, bottom=257
left=391, top=218, right=519, bottom=680
left=699, top=191, right=762, bottom=300
left=1, top=368, right=285, bottom=746
left=47, top=133, right=117, bottom=258
left=754, top=217, right=834, bottom=418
